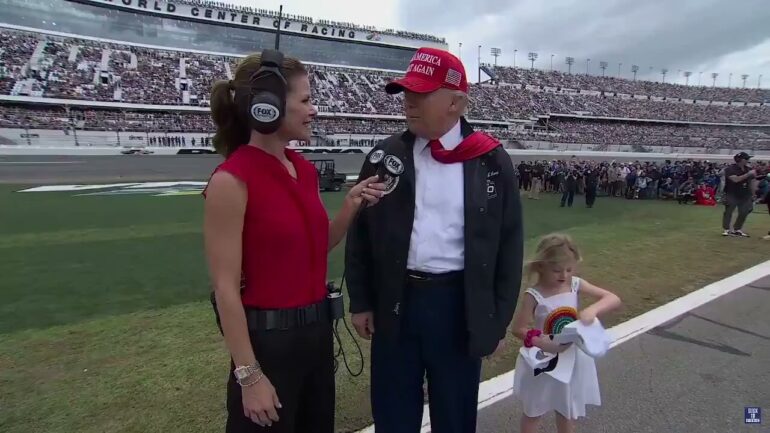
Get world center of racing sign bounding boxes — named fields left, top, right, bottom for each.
left=70, top=0, right=445, bottom=49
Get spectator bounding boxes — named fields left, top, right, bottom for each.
left=722, top=152, right=758, bottom=237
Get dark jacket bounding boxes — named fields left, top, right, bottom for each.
left=344, top=118, right=524, bottom=358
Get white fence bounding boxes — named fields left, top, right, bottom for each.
left=1, top=128, right=769, bottom=160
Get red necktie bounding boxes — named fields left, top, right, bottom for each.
left=428, top=139, right=455, bottom=163
left=427, top=132, right=501, bottom=164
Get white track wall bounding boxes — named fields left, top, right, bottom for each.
left=3, top=128, right=770, bottom=160
left=0, top=128, right=214, bottom=148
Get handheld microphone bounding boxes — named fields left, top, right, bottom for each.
left=352, top=149, right=403, bottom=217
left=368, top=149, right=386, bottom=176
left=382, top=154, right=406, bottom=178
left=365, top=149, right=405, bottom=189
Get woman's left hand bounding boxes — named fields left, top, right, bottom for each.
left=346, top=175, right=387, bottom=209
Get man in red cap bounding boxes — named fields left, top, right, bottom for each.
left=345, top=47, right=524, bottom=432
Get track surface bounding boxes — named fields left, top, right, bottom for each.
left=0, top=154, right=368, bottom=184
left=474, top=276, right=770, bottom=433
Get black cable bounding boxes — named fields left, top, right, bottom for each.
left=330, top=195, right=371, bottom=377
left=330, top=160, right=395, bottom=377
left=331, top=313, right=364, bottom=377
left=331, top=255, right=365, bottom=377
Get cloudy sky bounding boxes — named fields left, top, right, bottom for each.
left=230, top=0, right=769, bottom=88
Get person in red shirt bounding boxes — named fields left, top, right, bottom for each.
left=695, top=183, right=717, bottom=206
left=202, top=51, right=385, bottom=433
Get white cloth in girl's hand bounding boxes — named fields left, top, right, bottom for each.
left=560, top=318, right=612, bottom=358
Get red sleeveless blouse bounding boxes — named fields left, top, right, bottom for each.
left=205, top=145, right=329, bottom=308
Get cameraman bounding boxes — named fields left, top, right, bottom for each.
left=722, top=152, right=757, bottom=237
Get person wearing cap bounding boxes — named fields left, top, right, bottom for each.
left=345, top=47, right=523, bottom=432
left=722, top=152, right=758, bottom=237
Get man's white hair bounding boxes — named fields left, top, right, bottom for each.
left=452, top=90, right=469, bottom=115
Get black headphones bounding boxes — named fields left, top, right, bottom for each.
left=237, top=49, right=287, bottom=135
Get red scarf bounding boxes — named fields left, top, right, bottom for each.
left=429, top=131, right=501, bottom=164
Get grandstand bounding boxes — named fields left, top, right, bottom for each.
left=0, top=0, right=768, bottom=155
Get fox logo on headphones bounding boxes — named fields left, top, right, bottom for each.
left=239, top=49, right=287, bottom=134
left=251, top=104, right=280, bottom=123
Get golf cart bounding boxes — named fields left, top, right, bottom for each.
left=312, top=159, right=346, bottom=192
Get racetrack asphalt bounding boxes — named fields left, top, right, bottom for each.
left=0, top=154, right=368, bottom=184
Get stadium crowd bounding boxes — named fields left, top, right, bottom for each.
left=2, top=28, right=768, bottom=126
left=2, top=28, right=769, bottom=153
left=493, top=66, right=769, bottom=103
left=2, top=104, right=769, bottom=151
left=516, top=158, right=770, bottom=206
left=547, top=119, right=770, bottom=150
left=466, top=85, right=769, bottom=124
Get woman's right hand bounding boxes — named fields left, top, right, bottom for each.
left=242, top=375, right=282, bottom=427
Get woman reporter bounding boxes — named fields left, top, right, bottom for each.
left=203, top=52, right=385, bottom=433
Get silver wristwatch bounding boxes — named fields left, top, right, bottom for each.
left=233, top=363, right=260, bottom=381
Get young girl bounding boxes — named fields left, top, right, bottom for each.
left=511, top=233, right=622, bottom=433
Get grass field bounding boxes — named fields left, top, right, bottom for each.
left=1, top=183, right=768, bottom=433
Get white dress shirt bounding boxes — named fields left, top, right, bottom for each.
left=406, top=120, right=465, bottom=273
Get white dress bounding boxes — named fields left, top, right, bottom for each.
left=512, top=276, right=602, bottom=419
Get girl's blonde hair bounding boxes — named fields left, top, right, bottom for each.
left=524, top=233, right=582, bottom=284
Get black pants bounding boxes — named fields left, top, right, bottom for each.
left=226, top=322, right=335, bottom=433
left=371, top=278, right=482, bottom=433
left=561, top=190, right=575, bottom=207
left=722, top=195, right=753, bottom=231
left=521, top=176, right=531, bottom=191
left=586, top=185, right=597, bottom=207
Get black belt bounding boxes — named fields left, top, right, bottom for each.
left=245, top=299, right=330, bottom=331
left=406, top=270, right=464, bottom=286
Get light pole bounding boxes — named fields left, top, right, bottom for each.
left=684, top=71, right=692, bottom=86
left=728, top=72, right=732, bottom=88
left=617, top=62, right=622, bottom=78
left=513, top=49, right=518, bottom=68
left=741, top=74, right=749, bottom=88
left=477, top=44, right=482, bottom=84
left=566, top=56, right=574, bottom=74
left=631, top=64, right=639, bottom=81
left=711, top=72, right=718, bottom=87
left=528, top=52, right=538, bottom=70
left=661, top=68, right=668, bottom=83
left=490, top=47, right=501, bottom=68
left=599, top=61, right=608, bottom=77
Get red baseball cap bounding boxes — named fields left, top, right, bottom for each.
left=385, top=47, right=469, bottom=95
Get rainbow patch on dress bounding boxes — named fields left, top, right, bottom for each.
left=544, top=307, right=578, bottom=334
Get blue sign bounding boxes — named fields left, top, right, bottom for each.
left=745, top=407, right=761, bottom=424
